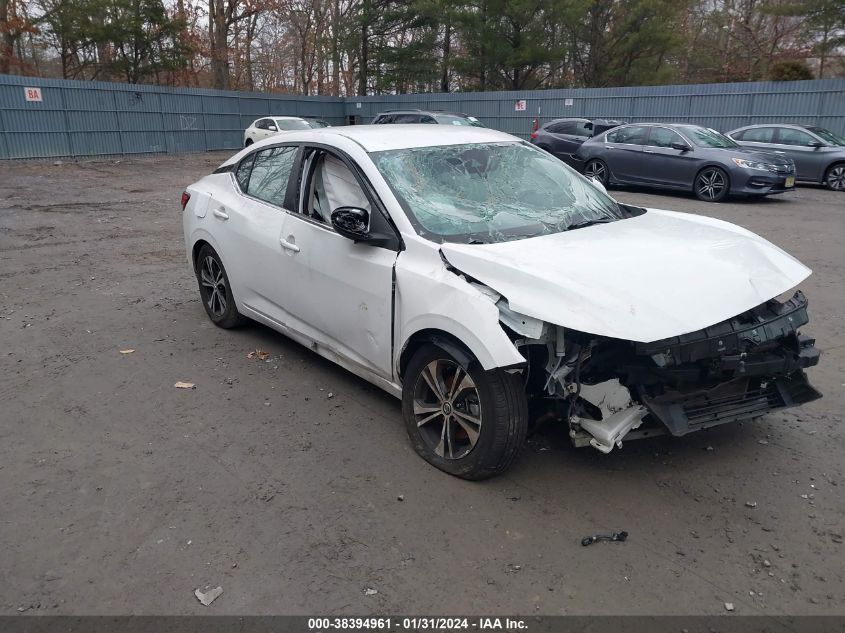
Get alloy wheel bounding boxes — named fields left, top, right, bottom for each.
left=585, top=160, right=607, bottom=184
left=412, top=359, right=482, bottom=460
left=200, top=255, right=227, bottom=317
left=827, top=165, right=845, bottom=191
left=697, top=168, right=726, bottom=200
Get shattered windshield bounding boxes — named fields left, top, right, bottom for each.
left=371, top=142, right=626, bottom=243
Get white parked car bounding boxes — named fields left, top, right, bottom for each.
left=243, top=116, right=320, bottom=147
left=182, top=126, right=821, bottom=479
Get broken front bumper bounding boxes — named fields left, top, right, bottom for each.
left=632, top=291, right=822, bottom=436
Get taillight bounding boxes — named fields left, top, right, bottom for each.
left=181, top=191, right=191, bottom=210
left=530, top=131, right=538, bottom=141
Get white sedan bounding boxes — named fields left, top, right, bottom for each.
left=243, top=116, right=319, bottom=147
left=182, top=125, right=821, bottom=479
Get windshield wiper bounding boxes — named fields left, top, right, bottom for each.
left=564, top=218, right=613, bottom=232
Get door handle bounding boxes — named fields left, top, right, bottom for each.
left=213, top=208, right=229, bottom=220
left=280, top=237, right=300, bottom=253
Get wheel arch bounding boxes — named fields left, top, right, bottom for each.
left=693, top=163, right=731, bottom=192
left=824, top=160, right=845, bottom=186
left=398, top=329, right=476, bottom=381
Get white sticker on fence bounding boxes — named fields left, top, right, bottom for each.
left=514, top=100, right=527, bottom=112
left=24, top=87, right=43, bottom=102
left=565, top=98, right=574, bottom=106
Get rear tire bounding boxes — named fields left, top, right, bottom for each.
left=695, top=166, right=729, bottom=202
left=824, top=163, right=845, bottom=191
left=402, top=344, right=528, bottom=480
left=584, top=159, right=609, bottom=185
left=195, top=244, right=246, bottom=329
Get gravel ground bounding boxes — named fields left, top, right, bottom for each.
left=0, top=152, right=843, bottom=616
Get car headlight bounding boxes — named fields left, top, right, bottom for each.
left=731, top=157, right=774, bottom=171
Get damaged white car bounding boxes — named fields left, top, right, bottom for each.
left=182, top=125, right=822, bottom=479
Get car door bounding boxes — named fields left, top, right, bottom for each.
left=216, top=144, right=301, bottom=320
left=546, top=121, right=590, bottom=159
left=773, top=127, right=826, bottom=181
left=276, top=147, right=399, bottom=379
left=603, top=125, right=649, bottom=182
left=635, top=126, right=699, bottom=188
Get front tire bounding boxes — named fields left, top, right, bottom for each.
left=195, top=244, right=246, bottom=329
left=244, top=138, right=253, bottom=147
left=824, top=163, right=845, bottom=191
left=695, top=166, right=729, bottom=202
left=402, top=344, right=528, bottom=480
left=584, top=159, right=609, bottom=185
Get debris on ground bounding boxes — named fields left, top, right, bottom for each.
left=119, top=349, right=135, bottom=354
left=247, top=349, right=269, bottom=360
left=706, top=446, right=715, bottom=451
left=745, top=501, right=758, bottom=508
left=582, top=531, right=628, bottom=547
left=364, top=587, right=378, bottom=596
left=194, top=586, right=223, bottom=606
left=724, top=602, right=735, bottom=611
left=174, top=381, right=195, bottom=389
left=506, top=564, right=523, bottom=573
left=327, top=392, right=334, bottom=399
left=397, top=494, right=404, bottom=501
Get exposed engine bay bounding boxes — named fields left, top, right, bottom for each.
left=492, top=287, right=822, bottom=453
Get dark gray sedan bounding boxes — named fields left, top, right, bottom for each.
left=530, top=118, right=624, bottom=168
left=726, top=124, right=845, bottom=191
left=576, top=123, right=796, bottom=202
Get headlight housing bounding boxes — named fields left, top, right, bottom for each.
left=731, top=157, right=776, bottom=171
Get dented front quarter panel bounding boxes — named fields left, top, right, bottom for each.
left=394, top=239, right=527, bottom=376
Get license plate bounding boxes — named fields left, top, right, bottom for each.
left=785, top=176, right=795, bottom=188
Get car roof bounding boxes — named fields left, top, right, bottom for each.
left=376, top=109, right=471, bottom=117
left=731, top=123, right=809, bottom=131
left=244, top=124, right=518, bottom=152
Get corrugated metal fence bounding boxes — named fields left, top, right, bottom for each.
left=1, top=74, right=844, bottom=160
left=0, top=75, right=345, bottom=159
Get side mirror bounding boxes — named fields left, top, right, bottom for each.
left=808, top=140, right=824, bottom=148
left=331, top=207, right=371, bottom=241
left=590, top=177, right=608, bottom=195
left=671, top=142, right=692, bottom=152
left=267, top=125, right=277, bottom=132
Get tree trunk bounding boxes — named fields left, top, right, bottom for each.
left=210, top=0, right=230, bottom=89
left=440, top=19, right=451, bottom=92
left=358, top=23, right=368, bottom=95
left=0, top=0, right=16, bottom=74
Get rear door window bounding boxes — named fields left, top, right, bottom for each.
left=245, top=146, right=299, bottom=207
left=393, top=113, right=420, bottom=123
left=235, top=154, right=255, bottom=191
left=548, top=121, right=576, bottom=134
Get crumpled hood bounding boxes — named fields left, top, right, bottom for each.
left=440, top=209, right=811, bottom=343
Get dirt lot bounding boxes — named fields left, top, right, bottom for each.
left=0, top=152, right=843, bottom=617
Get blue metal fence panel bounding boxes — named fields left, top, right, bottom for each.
left=1, top=73, right=843, bottom=159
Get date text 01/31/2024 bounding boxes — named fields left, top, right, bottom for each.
left=308, top=617, right=528, bottom=630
